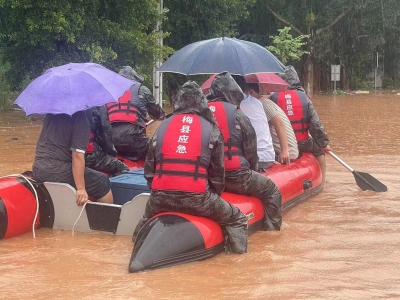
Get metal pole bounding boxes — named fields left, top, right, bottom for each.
left=375, top=52, right=378, bottom=93
left=158, top=0, right=163, bottom=108
left=153, top=0, right=163, bottom=107
left=333, top=65, right=337, bottom=95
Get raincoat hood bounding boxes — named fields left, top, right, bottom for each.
left=119, top=66, right=144, bottom=84
left=279, top=65, right=306, bottom=93
left=174, top=81, right=217, bottom=126
left=207, top=72, right=244, bottom=106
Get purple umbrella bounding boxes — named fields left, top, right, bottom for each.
left=14, top=63, right=135, bottom=116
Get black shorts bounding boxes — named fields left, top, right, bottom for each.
left=298, top=137, right=324, bottom=157
left=33, top=166, right=110, bottom=199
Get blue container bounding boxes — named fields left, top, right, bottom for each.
left=110, top=169, right=150, bottom=205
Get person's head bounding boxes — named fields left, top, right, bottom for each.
left=174, top=80, right=217, bottom=126
left=207, top=72, right=244, bottom=106
left=279, top=65, right=305, bottom=92
left=244, top=83, right=260, bottom=98
left=119, top=66, right=144, bottom=84
left=232, top=75, right=246, bottom=91
left=167, top=81, right=179, bottom=108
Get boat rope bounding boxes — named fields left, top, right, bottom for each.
left=0, top=174, right=39, bottom=238
left=72, top=200, right=91, bottom=236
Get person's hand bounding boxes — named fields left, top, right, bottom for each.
left=76, top=188, right=89, bottom=206
left=321, top=145, right=332, bottom=153
left=257, top=167, right=267, bottom=173
left=278, top=150, right=290, bottom=165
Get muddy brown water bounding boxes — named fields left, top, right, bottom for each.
left=0, top=94, right=399, bottom=300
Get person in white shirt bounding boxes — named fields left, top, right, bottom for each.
left=245, top=83, right=299, bottom=163
left=240, top=93, right=276, bottom=170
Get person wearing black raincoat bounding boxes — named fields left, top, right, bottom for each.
left=133, top=81, right=248, bottom=254
left=269, top=66, right=331, bottom=182
left=207, top=72, right=282, bottom=231
left=85, top=106, right=130, bottom=175
left=107, top=66, right=166, bottom=160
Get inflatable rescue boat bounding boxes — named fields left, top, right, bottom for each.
left=0, top=157, right=143, bottom=240
left=0, top=153, right=322, bottom=273
left=128, top=152, right=323, bottom=272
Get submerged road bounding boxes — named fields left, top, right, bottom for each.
left=0, top=93, right=399, bottom=299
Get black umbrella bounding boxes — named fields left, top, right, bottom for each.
left=157, top=37, right=285, bottom=75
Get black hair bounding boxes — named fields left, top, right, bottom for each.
left=246, top=82, right=259, bottom=94
left=232, top=75, right=246, bottom=91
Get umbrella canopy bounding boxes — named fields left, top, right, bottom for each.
left=14, top=63, right=135, bottom=116
left=201, top=73, right=288, bottom=95
left=157, top=37, right=285, bottom=76
left=244, top=73, right=289, bottom=93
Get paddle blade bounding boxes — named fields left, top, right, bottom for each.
left=352, top=171, right=387, bottom=192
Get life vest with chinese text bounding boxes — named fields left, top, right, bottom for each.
left=107, top=84, right=145, bottom=127
left=208, top=101, right=249, bottom=170
left=270, top=91, right=309, bottom=141
left=151, top=114, right=212, bottom=193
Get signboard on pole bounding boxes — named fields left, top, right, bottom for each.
left=331, top=65, right=340, bottom=81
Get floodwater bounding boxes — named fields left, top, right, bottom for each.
left=1, top=93, right=400, bottom=300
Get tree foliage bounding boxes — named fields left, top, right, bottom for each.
left=0, top=0, right=173, bottom=89
left=266, top=27, right=309, bottom=64
left=163, top=0, right=256, bottom=51
left=1, top=0, right=400, bottom=92
left=161, top=0, right=256, bottom=87
left=236, top=0, right=400, bottom=91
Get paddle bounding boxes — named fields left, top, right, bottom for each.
left=328, top=151, right=387, bottom=192
left=146, top=113, right=173, bottom=126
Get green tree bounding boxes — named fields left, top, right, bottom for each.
left=163, top=0, right=256, bottom=51
left=240, top=0, right=400, bottom=92
left=266, top=27, right=309, bottom=64
left=162, top=0, right=256, bottom=88
left=0, top=0, right=173, bottom=90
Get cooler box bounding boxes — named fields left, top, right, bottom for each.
left=110, top=169, right=150, bottom=205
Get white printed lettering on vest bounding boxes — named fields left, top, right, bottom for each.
left=209, top=106, right=216, bottom=112
left=176, top=115, right=192, bottom=154
left=182, top=116, right=193, bottom=124
left=176, top=145, right=187, bottom=153
left=177, top=135, right=189, bottom=143
left=180, top=125, right=191, bottom=133
left=284, top=94, right=294, bottom=116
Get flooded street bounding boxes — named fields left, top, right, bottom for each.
left=1, top=94, right=400, bottom=300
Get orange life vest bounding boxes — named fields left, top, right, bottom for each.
left=107, top=84, right=145, bottom=127
left=208, top=101, right=249, bottom=170
left=271, top=90, right=309, bottom=141
left=151, top=114, right=212, bottom=193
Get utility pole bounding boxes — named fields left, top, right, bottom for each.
left=375, top=52, right=378, bottom=93
left=153, top=0, right=163, bottom=107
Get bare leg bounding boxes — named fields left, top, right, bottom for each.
left=316, top=154, right=326, bottom=183
left=98, top=190, right=113, bottom=204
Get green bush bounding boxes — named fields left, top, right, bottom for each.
left=0, top=91, right=19, bottom=110
left=350, top=76, right=372, bottom=90
left=382, top=76, right=397, bottom=89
